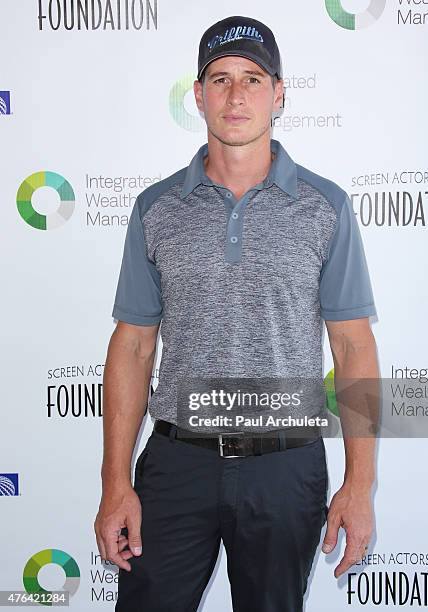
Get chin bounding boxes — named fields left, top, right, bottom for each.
left=210, top=127, right=261, bottom=147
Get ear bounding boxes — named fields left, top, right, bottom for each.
left=194, top=79, right=204, bottom=114
left=273, top=78, right=284, bottom=113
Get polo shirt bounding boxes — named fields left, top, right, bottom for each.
left=111, top=138, right=377, bottom=426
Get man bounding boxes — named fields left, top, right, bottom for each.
left=94, top=15, right=379, bottom=612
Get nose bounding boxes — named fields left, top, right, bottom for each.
left=226, top=80, right=245, bottom=106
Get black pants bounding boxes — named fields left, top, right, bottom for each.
left=115, top=427, right=329, bottom=612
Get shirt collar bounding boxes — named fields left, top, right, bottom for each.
left=180, top=138, right=298, bottom=200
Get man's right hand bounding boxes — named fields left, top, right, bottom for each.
left=94, top=486, right=143, bottom=572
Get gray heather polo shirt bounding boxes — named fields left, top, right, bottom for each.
left=112, top=138, right=377, bottom=425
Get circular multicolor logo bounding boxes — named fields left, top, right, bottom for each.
left=16, top=171, right=75, bottom=230
left=325, top=0, right=386, bottom=29
left=23, top=549, right=80, bottom=605
left=324, top=368, right=339, bottom=416
left=169, top=73, right=204, bottom=132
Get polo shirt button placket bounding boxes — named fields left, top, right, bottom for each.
left=224, top=191, right=249, bottom=264
left=224, top=190, right=234, bottom=213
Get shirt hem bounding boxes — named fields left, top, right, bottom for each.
left=321, top=304, right=377, bottom=321
left=112, top=306, right=162, bottom=326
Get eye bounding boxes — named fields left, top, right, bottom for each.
left=211, top=77, right=261, bottom=84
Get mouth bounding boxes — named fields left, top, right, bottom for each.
left=222, top=116, right=250, bottom=124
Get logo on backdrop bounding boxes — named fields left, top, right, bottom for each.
left=0, top=91, right=11, bottom=115
left=23, top=549, right=80, bottom=600
left=91, top=550, right=120, bottom=602
left=170, top=73, right=204, bottom=133
left=324, top=369, right=339, bottom=417
left=46, top=362, right=157, bottom=418
left=326, top=0, right=428, bottom=28
left=348, top=554, right=428, bottom=606
left=16, top=171, right=75, bottom=230
left=325, top=0, right=386, bottom=29
left=37, top=0, right=158, bottom=31
left=16, top=172, right=161, bottom=231
left=0, top=473, right=19, bottom=496
left=350, top=169, right=427, bottom=227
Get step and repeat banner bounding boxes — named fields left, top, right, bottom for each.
left=1, top=1, right=427, bottom=610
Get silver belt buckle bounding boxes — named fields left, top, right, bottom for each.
left=218, top=431, right=246, bottom=458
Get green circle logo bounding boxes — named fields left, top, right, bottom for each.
left=169, top=73, right=204, bottom=132
left=17, top=171, right=75, bottom=230
left=23, top=549, right=80, bottom=606
left=325, top=0, right=386, bottom=29
left=324, top=368, right=339, bottom=417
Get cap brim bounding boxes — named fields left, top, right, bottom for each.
left=198, top=50, right=276, bottom=81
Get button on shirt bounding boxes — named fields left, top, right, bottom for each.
left=112, top=138, right=377, bottom=426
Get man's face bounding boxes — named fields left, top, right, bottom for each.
left=194, top=55, right=283, bottom=147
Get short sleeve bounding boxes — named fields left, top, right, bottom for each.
left=319, top=194, right=377, bottom=321
left=111, top=195, right=163, bottom=326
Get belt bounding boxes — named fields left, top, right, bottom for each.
left=153, top=419, right=321, bottom=458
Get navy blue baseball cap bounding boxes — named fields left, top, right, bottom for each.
left=197, top=16, right=282, bottom=81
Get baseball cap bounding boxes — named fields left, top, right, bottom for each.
left=197, top=15, right=282, bottom=81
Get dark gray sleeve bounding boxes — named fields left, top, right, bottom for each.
left=111, top=195, right=163, bottom=326
left=319, top=194, right=377, bottom=321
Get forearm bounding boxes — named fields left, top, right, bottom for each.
left=333, top=331, right=379, bottom=491
left=101, top=327, right=156, bottom=493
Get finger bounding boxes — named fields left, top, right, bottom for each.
left=95, top=533, right=107, bottom=562
left=116, top=535, right=135, bottom=561
left=127, top=511, right=143, bottom=556
left=322, top=512, right=340, bottom=553
left=94, top=518, right=108, bottom=561
left=105, top=533, right=132, bottom=571
left=334, top=552, right=363, bottom=578
left=117, top=536, right=129, bottom=552
left=334, top=543, right=365, bottom=578
left=120, top=549, right=135, bottom=561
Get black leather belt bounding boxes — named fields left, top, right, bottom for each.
left=153, top=419, right=321, bottom=458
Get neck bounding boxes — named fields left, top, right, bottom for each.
left=203, top=131, right=275, bottom=199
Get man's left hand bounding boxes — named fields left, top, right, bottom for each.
left=321, top=483, right=374, bottom=578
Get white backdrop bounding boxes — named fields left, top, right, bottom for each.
left=1, top=0, right=428, bottom=609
